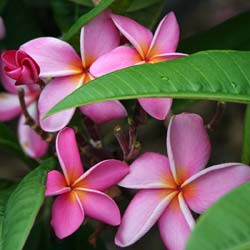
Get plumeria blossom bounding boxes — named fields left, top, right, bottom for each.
left=91, top=12, right=186, bottom=120
left=2, top=50, right=40, bottom=85
left=0, top=57, right=48, bottom=158
left=46, top=127, right=129, bottom=239
left=0, top=16, right=5, bottom=40
left=20, top=9, right=127, bottom=132
left=115, top=113, right=250, bottom=250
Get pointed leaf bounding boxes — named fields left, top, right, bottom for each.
left=46, top=50, right=250, bottom=118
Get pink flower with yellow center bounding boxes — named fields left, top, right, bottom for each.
left=20, top=9, right=127, bottom=132
left=0, top=56, right=48, bottom=158
left=90, top=12, right=186, bottom=120
left=45, top=127, right=129, bottom=239
left=115, top=113, right=250, bottom=250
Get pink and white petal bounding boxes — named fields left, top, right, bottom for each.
left=45, top=170, right=70, bottom=196
left=20, top=37, right=83, bottom=77
left=115, top=189, right=176, bottom=247
left=81, top=9, right=120, bottom=67
left=149, top=52, right=187, bottom=64
left=73, top=159, right=129, bottom=191
left=138, top=97, right=172, bottom=120
left=51, top=192, right=84, bottom=239
left=38, top=74, right=83, bottom=132
left=119, top=152, right=176, bottom=189
left=111, top=14, right=153, bottom=58
left=56, top=127, right=84, bottom=185
left=158, top=193, right=195, bottom=250
left=0, top=93, right=32, bottom=121
left=148, top=12, right=180, bottom=59
left=167, top=113, right=211, bottom=184
left=79, top=100, right=127, bottom=124
left=18, top=107, right=48, bottom=158
left=90, top=46, right=141, bottom=77
left=76, top=188, right=120, bottom=225
left=183, top=163, right=250, bottom=214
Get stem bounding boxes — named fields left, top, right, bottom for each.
left=88, top=222, right=106, bottom=247
left=207, top=101, right=226, bottom=131
left=18, top=88, right=54, bottom=142
left=114, top=125, right=129, bottom=159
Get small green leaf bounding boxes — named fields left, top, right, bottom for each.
left=241, top=104, right=250, bottom=164
left=186, top=183, right=250, bottom=250
left=0, top=158, right=56, bottom=250
left=63, top=0, right=115, bottom=41
left=46, top=50, right=250, bottom=118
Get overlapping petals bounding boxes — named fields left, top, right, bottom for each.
left=46, top=127, right=129, bottom=238
left=116, top=113, right=250, bottom=250
left=21, top=10, right=127, bottom=131
left=91, top=11, right=185, bottom=120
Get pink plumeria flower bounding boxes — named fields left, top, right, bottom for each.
left=20, top=9, right=127, bottom=132
left=46, top=127, right=129, bottom=239
left=0, top=57, right=48, bottom=158
left=0, top=17, right=5, bottom=40
left=2, top=50, right=40, bottom=86
left=115, top=113, right=250, bottom=250
left=91, top=12, right=186, bottom=120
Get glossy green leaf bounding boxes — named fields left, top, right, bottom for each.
left=46, top=50, right=250, bottom=118
left=179, top=11, right=250, bottom=53
left=241, top=104, right=250, bottom=164
left=0, top=158, right=55, bottom=250
left=63, top=0, right=115, bottom=41
left=186, top=183, right=250, bottom=250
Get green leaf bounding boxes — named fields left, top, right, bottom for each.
left=241, top=104, right=250, bottom=164
left=186, top=183, right=250, bottom=250
left=68, top=0, right=94, bottom=7
left=0, top=123, right=37, bottom=166
left=46, top=50, right=250, bottom=118
left=0, top=158, right=55, bottom=250
left=179, top=11, right=250, bottom=53
left=126, top=0, right=162, bottom=12
left=63, top=0, right=115, bottom=41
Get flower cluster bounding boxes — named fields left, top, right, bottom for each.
left=1, top=9, right=250, bottom=250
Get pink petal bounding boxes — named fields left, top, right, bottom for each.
left=51, top=192, right=84, bottom=239
left=0, top=93, right=32, bottom=121
left=149, top=52, right=187, bottom=63
left=115, top=189, right=176, bottom=247
left=45, top=170, right=70, bottom=196
left=0, top=17, right=5, bottom=40
left=73, top=159, right=129, bottom=191
left=158, top=193, right=195, bottom=250
left=38, top=75, right=83, bottom=132
left=90, top=46, right=141, bottom=77
left=79, top=100, right=127, bottom=124
left=20, top=37, right=83, bottom=77
left=119, top=152, right=176, bottom=189
left=56, top=127, right=84, bottom=185
left=147, top=12, right=180, bottom=59
left=138, top=97, right=172, bottom=120
left=76, top=188, right=120, bottom=225
left=18, top=103, right=48, bottom=158
left=111, top=14, right=153, bottom=58
left=167, top=113, right=211, bottom=184
left=182, top=163, right=250, bottom=214
left=0, top=58, right=18, bottom=94
left=81, top=9, right=120, bottom=68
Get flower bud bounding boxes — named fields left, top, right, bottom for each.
left=1, top=50, right=40, bottom=85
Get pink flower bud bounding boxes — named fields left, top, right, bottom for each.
left=0, top=17, right=5, bottom=40
left=1, top=50, right=40, bottom=85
